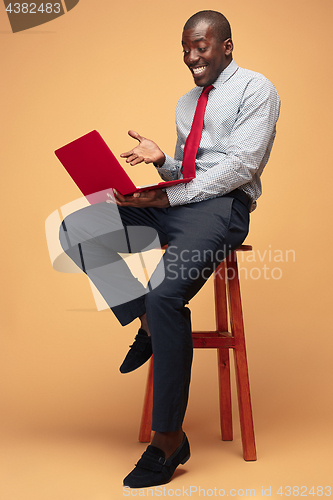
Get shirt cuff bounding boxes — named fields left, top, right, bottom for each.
left=162, top=154, right=177, bottom=170
left=166, top=182, right=189, bottom=206
left=154, top=154, right=182, bottom=182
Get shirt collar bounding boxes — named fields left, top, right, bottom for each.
left=212, top=59, right=239, bottom=87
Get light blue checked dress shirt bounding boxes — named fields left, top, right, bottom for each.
left=156, top=60, right=280, bottom=211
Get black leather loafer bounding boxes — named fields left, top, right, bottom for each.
left=119, top=329, right=152, bottom=374
left=123, top=433, right=190, bottom=488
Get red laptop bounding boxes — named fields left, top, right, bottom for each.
left=55, top=130, right=194, bottom=204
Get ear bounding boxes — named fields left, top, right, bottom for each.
left=224, top=38, right=233, bottom=56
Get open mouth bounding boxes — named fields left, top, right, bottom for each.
left=191, top=65, right=207, bottom=76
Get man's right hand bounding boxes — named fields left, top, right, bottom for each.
left=120, top=130, right=165, bottom=166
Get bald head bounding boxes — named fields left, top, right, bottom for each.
left=183, top=10, right=231, bottom=43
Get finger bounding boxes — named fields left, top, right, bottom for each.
left=129, top=156, right=144, bottom=165
left=124, top=153, right=138, bottom=163
left=113, top=189, right=126, bottom=202
left=106, top=192, right=116, bottom=204
left=120, top=149, right=134, bottom=158
left=128, top=130, right=144, bottom=142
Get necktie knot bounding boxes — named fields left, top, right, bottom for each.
left=202, top=84, right=214, bottom=95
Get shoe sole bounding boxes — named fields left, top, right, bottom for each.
left=180, top=452, right=191, bottom=465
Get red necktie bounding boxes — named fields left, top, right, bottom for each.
left=181, top=84, right=214, bottom=178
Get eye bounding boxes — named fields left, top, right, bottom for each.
left=198, top=47, right=207, bottom=53
left=183, top=49, right=190, bottom=54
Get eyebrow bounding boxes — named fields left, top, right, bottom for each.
left=182, top=37, right=206, bottom=45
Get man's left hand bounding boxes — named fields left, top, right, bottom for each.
left=109, top=189, right=170, bottom=208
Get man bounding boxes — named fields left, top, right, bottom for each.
left=59, top=10, right=280, bottom=488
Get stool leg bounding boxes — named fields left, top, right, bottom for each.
left=217, top=348, right=233, bottom=440
left=233, top=349, right=256, bottom=460
left=226, top=253, right=257, bottom=461
left=139, top=357, right=154, bottom=443
left=214, top=261, right=233, bottom=441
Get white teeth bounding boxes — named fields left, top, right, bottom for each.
left=193, top=66, right=206, bottom=75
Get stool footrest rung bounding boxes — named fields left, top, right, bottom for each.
left=192, top=331, right=235, bottom=349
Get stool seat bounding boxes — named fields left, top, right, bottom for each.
left=139, top=244, right=257, bottom=461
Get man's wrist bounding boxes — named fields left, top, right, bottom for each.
left=153, top=154, right=166, bottom=168
left=162, top=191, right=170, bottom=207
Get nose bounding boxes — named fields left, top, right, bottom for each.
left=187, top=49, right=200, bottom=65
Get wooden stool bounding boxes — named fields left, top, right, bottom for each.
left=139, top=244, right=257, bottom=461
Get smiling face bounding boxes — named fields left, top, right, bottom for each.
left=182, top=21, right=233, bottom=87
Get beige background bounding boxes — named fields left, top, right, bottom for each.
left=1, top=0, right=333, bottom=498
